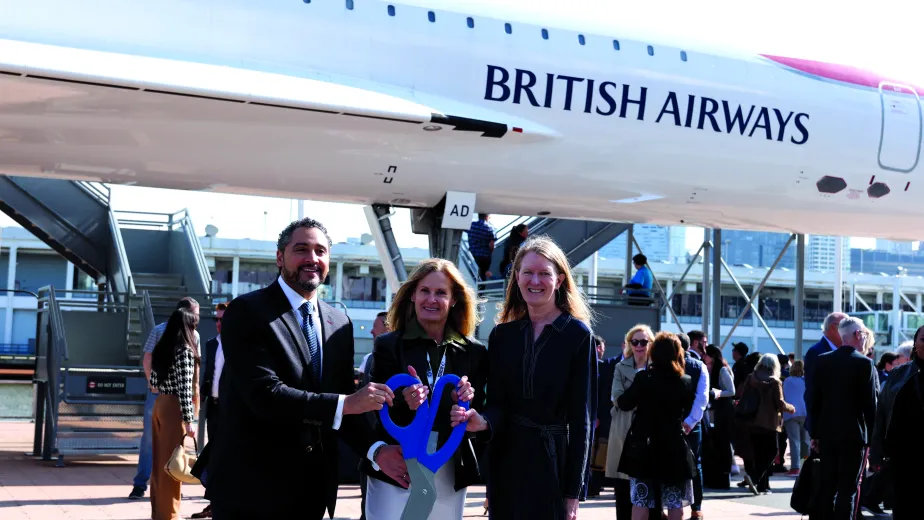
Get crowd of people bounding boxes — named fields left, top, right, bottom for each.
left=128, top=214, right=924, bottom=520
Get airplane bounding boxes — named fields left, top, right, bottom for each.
left=0, top=0, right=922, bottom=241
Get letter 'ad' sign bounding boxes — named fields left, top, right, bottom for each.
left=441, top=191, right=477, bottom=230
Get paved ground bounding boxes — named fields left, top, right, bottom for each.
left=0, top=420, right=812, bottom=519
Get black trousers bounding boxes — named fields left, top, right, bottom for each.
left=615, top=478, right=632, bottom=520
left=811, top=443, right=867, bottom=520
left=213, top=504, right=325, bottom=520
left=747, top=430, right=778, bottom=491
left=474, top=256, right=491, bottom=281
left=203, top=400, right=220, bottom=501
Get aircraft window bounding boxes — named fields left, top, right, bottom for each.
left=387, top=4, right=395, bottom=16
left=467, top=17, right=474, bottom=28
left=428, top=11, right=435, bottom=22
left=541, top=29, right=549, bottom=40
left=680, top=51, right=688, bottom=62
left=346, top=0, right=353, bottom=9
left=578, top=34, right=586, bottom=45
left=303, top=0, right=310, bottom=3
left=647, top=45, right=654, bottom=56
left=505, top=23, right=512, bottom=34
left=613, top=40, right=621, bottom=51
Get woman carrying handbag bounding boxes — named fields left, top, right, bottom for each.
left=149, top=306, right=201, bottom=520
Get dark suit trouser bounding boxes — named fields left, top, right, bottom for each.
left=812, top=443, right=867, bottom=520
left=213, top=504, right=325, bottom=520
left=204, top=400, right=220, bottom=501
left=685, top=424, right=703, bottom=512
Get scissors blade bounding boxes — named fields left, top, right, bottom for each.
left=401, top=459, right=437, bottom=520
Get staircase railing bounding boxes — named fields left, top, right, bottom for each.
left=108, top=207, right=135, bottom=297
left=141, top=290, right=155, bottom=347
left=176, top=210, right=212, bottom=296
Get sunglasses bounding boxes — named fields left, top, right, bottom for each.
left=630, top=339, right=649, bottom=347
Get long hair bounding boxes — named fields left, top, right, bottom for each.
left=387, top=258, right=481, bottom=337
left=649, top=331, right=685, bottom=377
left=623, top=324, right=654, bottom=359
left=497, top=235, right=593, bottom=325
left=757, top=353, right=781, bottom=379
left=704, top=344, right=728, bottom=389
left=151, top=307, right=200, bottom=377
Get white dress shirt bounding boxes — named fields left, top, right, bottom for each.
left=277, top=275, right=346, bottom=430
left=684, top=355, right=710, bottom=430
left=211, top=337, right=225, bottom=399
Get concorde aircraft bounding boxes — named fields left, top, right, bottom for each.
left=0, top=0, right=921, bottom=240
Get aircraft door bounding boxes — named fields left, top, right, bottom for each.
left=878, top=82, right=922, bottom=173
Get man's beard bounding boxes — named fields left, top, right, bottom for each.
left=282, top=265, right=322, bottom=293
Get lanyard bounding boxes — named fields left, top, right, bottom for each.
left=425, top=348, right=447, bottom=388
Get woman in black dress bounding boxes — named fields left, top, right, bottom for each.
left=616, top=332, right=695, bottom=520
left=452, top=235, right=596, bottom=520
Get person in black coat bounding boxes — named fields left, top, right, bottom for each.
left=809, top=316, right=879, bottom=520
left=362, top=258, right=486, bottom=520
left=207, top=219, right=406, bottom=520
left=455, top=235, right=597, bottom=520
left=589, top=334, right=619, bottom=497
left=617, top=331, right=696, bottom=520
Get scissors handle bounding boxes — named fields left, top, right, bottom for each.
left=417, top=374, right=470, bottom=474
left=378, top=373, right=430, bottom=459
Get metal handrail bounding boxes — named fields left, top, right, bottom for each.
left=178, top=210, right=212, bottom=295
left=141, top=291, right=155, bottom=345
left=73, top=181, right=111, bottom=206
left=108, top=207, right=135, bottom=297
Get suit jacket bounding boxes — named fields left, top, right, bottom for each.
left=207, top=280, right=375, bottom=517
left=361, top=324, right=488, bottom=490
left=809, top=345, right=879, bottom=446
left=803, top=337, right=834, bottom=435
left=202, top=336, right=219, bottom=416
left=596, top=357, right=618, bottom=436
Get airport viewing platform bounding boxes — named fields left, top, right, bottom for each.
left=0, top=420, right=804, bottom=520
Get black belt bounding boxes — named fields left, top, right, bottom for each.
left=511, top=414, right=568, bottom=466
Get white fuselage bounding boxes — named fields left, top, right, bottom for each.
left=0, top=0, right=921, bottom=240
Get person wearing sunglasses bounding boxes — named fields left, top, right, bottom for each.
left=606, top=324, right=654, bottom=519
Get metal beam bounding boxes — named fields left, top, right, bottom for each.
left=712, top=229, right=722, bottom=346
left=631, top=235, right=684, bottom=332
left=719, top=258, right=784, bottom=354
left=624, top=225, right=634, bottom=286
left=663, top=242, right=706, bottom=303
left=834, top=236, right=844, bottom=312
left=720, top=234, right=796, bottom=351
left=363, top=204, right=407, bottom=293
left=794, top=234, right=806, bottom=359
left=855, top=292, right=873, bottom=313
left=702, top=229, right=712, bottom=335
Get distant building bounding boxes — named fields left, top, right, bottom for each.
left=807, top=235, right=851, bottom=273
left=721, top=230, right=796, bottom=269
left=599, top=224, right=670, bottom=263
left=851, top=248, right=924, bottom=277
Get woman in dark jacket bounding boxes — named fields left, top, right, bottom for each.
left=364, top=258, right=487, bottom=520
left=701, top=344, right=736, bottom=489
left=498, top=224, right=528, bottom=279
left=617, top=331, right=695, bottom=520
left=455, top=235, right=596, bottom=520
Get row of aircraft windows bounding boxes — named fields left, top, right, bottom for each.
left=304, top=0, right=690, bottom=62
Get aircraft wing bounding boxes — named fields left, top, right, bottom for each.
left=0, top=38, right=558, bottom=141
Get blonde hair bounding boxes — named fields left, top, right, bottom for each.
left=623, top=324, right=655, bottom=359
left=790, top=359, right=805, bottom=377
left=387, top=258, right=481, bottom=337
left=497, top=235, right=593, bottom=326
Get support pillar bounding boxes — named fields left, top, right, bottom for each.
left=702, top=230, right=712, bottom=335
left=5, top=245, right=17, bottom=346
left=751, top=287, right=760, bottom=351
left=65, top=262, right=74, bottom=299
left=624, top=225, right=635, bottom=286
left=892, top=280, right=901, bottom=347
left=589, top=251, right=598, bottom=301
left=712, top=229, right=722, bottom=346
left=834, top=236, right=844, bottom=313
left=794, top=234, right=806, bottom=359
left=231, top=256, right=240, bottom=298
left=366, top=204, right=408, bottom=293
left=335, top=262, right=344, bottom=302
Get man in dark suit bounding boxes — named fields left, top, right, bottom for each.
left=809, top=316, right=879, bottom=520
left=804, top=312, right=848, bottom=436
left=191, top=302, right=228, bottom=519
left=208, top=218, right=407, bottom=520
left=588, top=334, right=618, bottom=497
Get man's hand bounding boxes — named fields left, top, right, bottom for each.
left=344, top=382, right=394, bottom=415
left=402, top=366, right=428, bottom=410
left=185, top=422, right=197, bottom=439
left=451, top=375, right=474, bottom=404
left=375, top=445, right=409, bottom=489
left=682, top=422, right=693, bottom=435
left=564, top=497, right=579, bottom=520
left=811, top=439, right=820, bottom=455
left=595, top=418, right=600, bottom=429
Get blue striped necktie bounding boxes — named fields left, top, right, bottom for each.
left=299, top=301, right=321, bottom=381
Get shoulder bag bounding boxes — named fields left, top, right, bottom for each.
left=166, top=436, right=200, bottom=485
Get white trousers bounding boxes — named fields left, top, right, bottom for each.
left=365, top=432, right=467, bottom=520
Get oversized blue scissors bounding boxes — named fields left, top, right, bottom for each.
left=379, top=373, right=470, bottom=520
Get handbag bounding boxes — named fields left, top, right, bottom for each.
left=790, top=451, right=821, bottom=514
left=590, top=435, right=608, bottom=471
left=735, top=385, right=761, bottom=421
left=166, top=436, right=200, bottom=485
